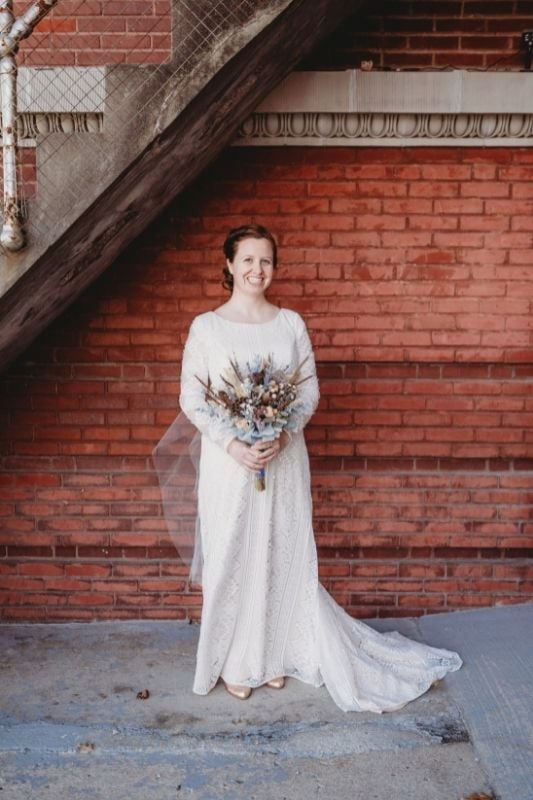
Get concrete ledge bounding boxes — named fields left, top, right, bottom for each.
left=253, top=69, right=533, bottom=114
left=17, top=67, right=106, bottom=114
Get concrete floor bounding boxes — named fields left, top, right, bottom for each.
left=1, top=604, right=532, bottom=800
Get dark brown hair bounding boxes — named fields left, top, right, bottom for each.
left=222, top=224, right=278, bottom=291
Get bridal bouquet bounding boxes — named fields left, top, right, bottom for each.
left=197, top=355, right=310, bottom=491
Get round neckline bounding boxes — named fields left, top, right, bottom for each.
left=210, top=308, right=283, bottom=326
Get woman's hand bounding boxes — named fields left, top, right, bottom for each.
left=226, top=432, right=288, bottom=473
left=226, top=439, right=262, bottom=473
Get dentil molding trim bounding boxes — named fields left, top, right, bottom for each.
left=235, top=70, right=533, bottom=146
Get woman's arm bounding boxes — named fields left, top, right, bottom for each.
left=291, top=313, right=320, bottom=433
left=178, top=318, right=236, bottom=451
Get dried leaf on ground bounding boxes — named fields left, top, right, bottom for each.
left=76, top=741, right=96, bottom=753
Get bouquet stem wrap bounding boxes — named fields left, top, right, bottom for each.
left=254, top=467, right=266, bottom=492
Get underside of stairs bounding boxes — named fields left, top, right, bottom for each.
left=0, top=0, right=360, bottom=372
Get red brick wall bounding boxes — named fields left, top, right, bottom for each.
left=1, top=145, right=532, bottom=621
left=11, top=0, right=530, bottom=70
left=14, top=0, right=172, bottom=66
left=0, top=148, right=37, bottom=200
left=302, top=0, right=532, bottom=70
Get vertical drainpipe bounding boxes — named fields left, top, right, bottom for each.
left=0, top=0, right=23, bottom=251
left=0, top=0, right=60, bottom=252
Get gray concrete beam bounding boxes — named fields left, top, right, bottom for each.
left=0, top=0, right=360, bottom=372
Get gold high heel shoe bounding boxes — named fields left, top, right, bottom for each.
left=266, top=677, right=285, bottom=690
left=223, top=681, right=252, bottom=700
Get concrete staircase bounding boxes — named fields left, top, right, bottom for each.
left=0, top=0, right=359, bottom=372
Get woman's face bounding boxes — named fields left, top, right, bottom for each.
left=227, top=237, right=274, bottom=298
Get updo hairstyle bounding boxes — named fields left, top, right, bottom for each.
left=222, top=224, right=278, bottom=292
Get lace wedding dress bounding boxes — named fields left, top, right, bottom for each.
left=178, top=308, right=462, bottom=712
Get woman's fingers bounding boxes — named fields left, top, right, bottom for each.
left=256, top=443, right=281, bottom=465
left=228, top=440, right=257, bottom=471
left=228, top=438, right=282, bottom=473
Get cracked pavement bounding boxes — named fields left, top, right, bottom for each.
left=1, top=605, right=531, bottom=799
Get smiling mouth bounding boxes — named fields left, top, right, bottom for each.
left=247, top=276, right=264, bottom=284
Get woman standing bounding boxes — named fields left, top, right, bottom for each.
left=174, top=223, right=461, bottom=711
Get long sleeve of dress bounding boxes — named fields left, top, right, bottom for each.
left=290, top=312, right=320, bottom=433
left=179, top=318, right=236, bottom=451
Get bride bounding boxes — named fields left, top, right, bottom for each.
left=171, top=223, right=461, bottom=711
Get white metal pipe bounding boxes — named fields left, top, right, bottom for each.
left=0, top=1, right=13, bottom=35
left=0, top=0, right=23, bottom=251
left=0, top=53, right=23, bottom=250
left=0, top=0, right=59, bottom=250
left=0, top=0, right=59, bottom=57
left=0, top=0, right=13, bottom=58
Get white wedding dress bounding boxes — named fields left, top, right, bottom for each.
left=178, top=308, right=462, bottom=712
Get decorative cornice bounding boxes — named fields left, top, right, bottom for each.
left=14, top=111, right=103, bottom=139
left=234, top=70, right=533, bottom=146
left=237, top=111, right=533, bottom=146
